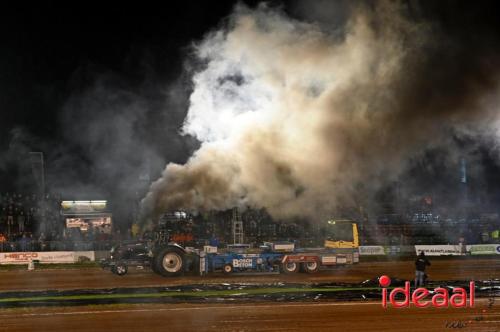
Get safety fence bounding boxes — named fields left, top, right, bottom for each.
left=359, top=244, right=500, bottom=256
left=0, top=240, right=116, bottom=253
left=0, top=250, right=96, bottom=264
left=1, top=244, right=499, bottom=265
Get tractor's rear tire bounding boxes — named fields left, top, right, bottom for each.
left=154, top=247, right=185, bottom=277
left=303, top=261, right=319, bottom=274
left=281, top=261, right=299, bottom=274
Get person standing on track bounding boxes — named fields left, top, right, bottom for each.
left=415, top=251, right=431, bottom=287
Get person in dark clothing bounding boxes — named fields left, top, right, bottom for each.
left=415, top=251, right=431, bottom=287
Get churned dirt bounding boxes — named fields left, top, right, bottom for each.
left=0, top=258, right=498, bottom=292
left=0, top=300, right=498, bottom=332
left=1, top=257, right=498, bottom=331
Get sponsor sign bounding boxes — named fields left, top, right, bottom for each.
left=415, top=245, right=465, bottom=256
left=272, top=243, right=295, bottom=252
left=385, top=246, right=401, bottom=255
left=203, top=245, right=218, bottom=253
left=468, top=244, right=500, bottom=255
left=321, top=256, right=336, bottom=264
left=359, top=246, right=386, bottom=255
left=336, top=256, right=347, bottom=264
left=379, top=275, right=474, bottom=308
left=73, top=251, right=95, bottom=262
left=0, top=251, right=95, bottom=264
left=66, top=217, right=112, bottom=233
left=232, top=258, right=253, bottom=268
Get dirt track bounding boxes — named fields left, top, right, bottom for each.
left=0, top=258, right=499, bottom=292
left=0, top=301, right=499, bottom=332
left=1, top=258, right=499, bottom=331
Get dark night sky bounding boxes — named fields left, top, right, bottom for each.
left=0, top=1, right=240, bottom=141
left=0, top=1, right=253, bottom=193
left=2, top=0, right=500, bottom=217
left=1, top=0, right=497, bottom=140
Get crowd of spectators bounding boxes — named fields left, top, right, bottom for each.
left=0, top=193, right=39, bottom=236
left=0, top=192, right=56, bottom=248
left=371, top=213, right=500, bottom=245
left=1, top=192, right=500, bottom=253
left=0, top=192, right=100, bottom=252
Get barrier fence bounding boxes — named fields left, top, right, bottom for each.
left=0, top=251, right=96, bottom=264
left=0, top=240, right=116, bottom=253
left=358, top=244, right=500, bottom=256
left=0, top=243, right=499, bottom=265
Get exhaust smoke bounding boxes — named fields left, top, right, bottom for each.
left=141, top=2, right=500, bottom=224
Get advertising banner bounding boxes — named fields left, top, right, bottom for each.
left=414, top=245, right=465, bottom=256
left=468, top=244, right=500, bottom=255
left=384, top=246, right=401, bottom=255
left=73, top=251, right=96, bottom=261
left=0, top=251, right=95, bottom=264
left=359, top=246, right=386, bottom=255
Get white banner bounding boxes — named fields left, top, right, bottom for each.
left=73, top=251, right=96, bottom=262
left=414, top=245, right=466, bottom=256
left=0, top=251, right=95, bottom=264
left=359, top=246, right=386, bottom=255
left=468, top=244, right=500, bottom=255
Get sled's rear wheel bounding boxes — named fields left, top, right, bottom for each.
left=303, top=261, right=319, bottom=274
left=281, top=261, right=299, bottom=274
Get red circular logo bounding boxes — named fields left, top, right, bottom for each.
left=379, top=275, right=391, bottom=287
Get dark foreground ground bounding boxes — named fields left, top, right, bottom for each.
left=0, top=301, right=498, bottom=332
left=0, top=258, right=498, bottom=331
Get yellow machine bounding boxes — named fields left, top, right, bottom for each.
left=324, top=220, right=359, bottom=249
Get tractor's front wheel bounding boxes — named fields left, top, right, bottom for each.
left=223, top=264, right=233, bottom=274
left=112, top=263, right=128, bottom=276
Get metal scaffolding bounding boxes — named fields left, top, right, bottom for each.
left=232, top=208, right=244, bottom=244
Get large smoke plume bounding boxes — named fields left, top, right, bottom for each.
left=142, top=1, right=500, bottom=224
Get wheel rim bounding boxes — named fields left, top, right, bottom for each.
left=117, top=265, right=126, bottom=274
left=224, top=265, right=232, bottom=273
left=285, top=262, right=297, bottom=272
left=162, top=253, right=182, bottom=273
left=306, top=262, right=318, bottom=270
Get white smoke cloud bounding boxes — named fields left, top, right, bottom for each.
left=141, top=2, right=500, bottom=223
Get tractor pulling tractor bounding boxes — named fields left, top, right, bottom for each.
left=101, top=219, right=360, bottom=277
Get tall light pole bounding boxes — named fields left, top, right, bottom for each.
left=29, top=152, right=46, bottom=232
left=29, top=152, right=45, bottom=197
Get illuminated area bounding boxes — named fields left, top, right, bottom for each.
left=61, top=200, right=107, bottom=211
left=61, top=200, right=112, bottom=234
